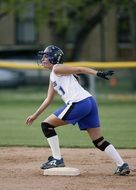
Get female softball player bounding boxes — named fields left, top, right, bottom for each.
left=26, top=45, right=130, bottom=175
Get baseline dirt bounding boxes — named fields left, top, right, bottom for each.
left=0, top=147, right=136, bottom=190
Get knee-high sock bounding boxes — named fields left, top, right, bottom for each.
left=104, top=144, right=124, bottom=166
left=47, top=135, right=61, bottom=160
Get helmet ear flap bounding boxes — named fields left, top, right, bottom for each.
left=54, top=52, right=63, bottom=64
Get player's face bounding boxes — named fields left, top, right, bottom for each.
left=41, top=54, right=52, bottom=70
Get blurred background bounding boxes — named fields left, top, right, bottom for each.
left=0, top=0, right=136, bottom=93
left=0, top=0, right=136, bottom=147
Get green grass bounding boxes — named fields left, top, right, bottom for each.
left=0, top=88, right=136, bottom=148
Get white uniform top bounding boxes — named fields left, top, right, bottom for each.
left=50, top=69, right=92, bottom=104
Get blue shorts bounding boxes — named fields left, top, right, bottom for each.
left=53, top=97, right=100, bottom=130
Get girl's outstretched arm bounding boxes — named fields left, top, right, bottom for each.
left=53, top=64, right=114, bottom=80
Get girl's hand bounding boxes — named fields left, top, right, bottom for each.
left=97, top=70, right=114, bottom=80
left=25, top=114, right=37, bottom=125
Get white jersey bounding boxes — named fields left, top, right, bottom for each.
left=50, top=70, right=92, bottom=104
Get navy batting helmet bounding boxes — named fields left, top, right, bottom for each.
left=38, top=45, right=64, bottom=64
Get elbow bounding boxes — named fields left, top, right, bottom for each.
left=75, top=67, right=84, bottom=74
left=45, top=98, right=52, bottom=105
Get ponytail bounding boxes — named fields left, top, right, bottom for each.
left=73, top=74, right=80, bottom=82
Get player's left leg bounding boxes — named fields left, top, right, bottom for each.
left=41, top=114, right=67, bottom=169
left=87, top=127, right=130, bottom=175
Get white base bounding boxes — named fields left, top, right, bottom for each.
left=43, top=167, right=80, bottom=176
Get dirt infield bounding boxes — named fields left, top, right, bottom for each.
left=0, top=147, right=136, bottom=190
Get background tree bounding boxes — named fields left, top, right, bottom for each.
left=0, top=0, right=135, bottom=61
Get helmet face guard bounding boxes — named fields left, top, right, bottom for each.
left=37, top=45, right=64, bottom=65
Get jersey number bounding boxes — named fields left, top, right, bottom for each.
left=59, top=86, right=65, bottom=95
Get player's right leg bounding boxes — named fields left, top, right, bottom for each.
left=78, top=96, right=130, bottom=175
left=87, top=127, right=130, bottom=175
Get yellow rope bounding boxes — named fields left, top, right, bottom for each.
left=0, top=61, right=136, bottom=70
